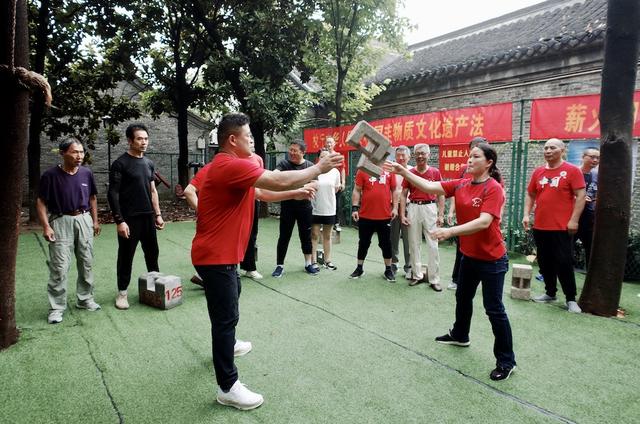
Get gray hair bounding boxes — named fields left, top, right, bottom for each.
left=395, top=145, right=410, bottom=155
left=414, top=143, right=430, bottom=154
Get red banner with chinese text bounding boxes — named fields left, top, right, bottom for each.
left=303, top=102, right=513, bottom=153
left=439, top=144, right=470, bottom=179
left=530, top=91, right=640, bottom=140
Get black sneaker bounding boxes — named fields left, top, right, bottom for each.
left=384, top=269, right=396, bottom=282
left=391, top=263, right=398, bottom=273
left=490, top=365, right=516, bottom=381
left=435, top=331, right=470, bottom=347
left=324, top=262, right=337, bottom=270
left=271, top=266, right=284, bottom=278
left=349, top=268, right=364, bottom=279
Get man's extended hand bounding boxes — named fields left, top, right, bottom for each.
left=293, top=185, right=317, bottom=201
left=317, top=152, right=344, bottom=173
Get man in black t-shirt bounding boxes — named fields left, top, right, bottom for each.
left=108, top=123, right=164, bottom=310
left=271, top=140, right=317, bottom=278
left=37, top=138, right=101, bottom=324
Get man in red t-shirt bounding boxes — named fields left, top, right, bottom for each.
left=191, top=113, right=343, bottom=410
left=399, top=144, right=445, bottom=290
left=523, top=138, right=586, bottom=313
left=350, top=169, right=398, bottom=281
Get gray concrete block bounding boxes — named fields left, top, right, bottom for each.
left=138, top=272, right=183, bottom=310
left=511, top=287, right=531, bottom=300
left=346, top=120, right=393, bottom=178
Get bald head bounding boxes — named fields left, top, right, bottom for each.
left=545, top=138, right=565, bottom=149
left=543, top=138, right=566, bottom=166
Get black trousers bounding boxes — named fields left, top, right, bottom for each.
left=117, top=214, right=159, bottom=291
left=452, top=255, right=516, bottom=368
left=195, top=264, right=240, bottom=391
left=277, top=203, right=312, bottom=264
left=240, top=201, right=260, bottom=272
left=357, top=218, right=392, bottom=261
left=576, top=210, right=594, bottom=268
left=335, top=191, right=343, bottom=225
left=451, top=237, right=463, bottom=284
left=533, top=229, right=577, bottom=301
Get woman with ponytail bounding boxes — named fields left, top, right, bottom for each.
left=385, top=143, right=516, bottom=381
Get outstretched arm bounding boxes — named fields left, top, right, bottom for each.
left=254, top=153, right=342, bottom=191
left=384, top=161, right=445, bottom=195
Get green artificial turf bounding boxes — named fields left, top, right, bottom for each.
left=2, top=218, right=639, bottom=423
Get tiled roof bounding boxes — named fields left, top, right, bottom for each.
left=374, top=0, right=607, bottom=86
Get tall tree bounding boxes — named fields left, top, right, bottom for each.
left=0, top=0, right=49, bottom=349
left=313, top=0, right=407, bottom=128
left=190, top=0, right=317, bottom=159
left=137, top=0, right=210, bottom=188
left=579, top=0, right=640, bottom=316
left=26, top=0, right=142, bottom=221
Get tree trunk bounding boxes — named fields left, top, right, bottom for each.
left=335, top=69, right=345, bottom=128
left=0, top=0, right=28, bottom=350
left=579, top=0, right=640, bottom=316
left=27, top=0, right=49, bottom=223
left=176, top=98, right=190, bottom=189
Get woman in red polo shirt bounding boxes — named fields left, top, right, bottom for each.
left=386, top=143, right=516, bottom=381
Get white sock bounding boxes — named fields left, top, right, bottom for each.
left=305, top=259, right=312, bottom=266
left=119, top=290, right=127, bottom=296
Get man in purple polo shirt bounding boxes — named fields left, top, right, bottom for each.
left=37, top=138, right=102, bottom=324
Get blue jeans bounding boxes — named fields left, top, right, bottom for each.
left=195, top=264, right=241, bottom=391
left=451, top=254, right=516, bottom=368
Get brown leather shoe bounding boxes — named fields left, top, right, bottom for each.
left=408, top=279, right=423, bottom=287
left=430, top=283, right=443, bottom=292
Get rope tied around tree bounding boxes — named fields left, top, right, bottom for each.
left=0, top=65, right=52, bottom=107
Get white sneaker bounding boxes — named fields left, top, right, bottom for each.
left=447, top=282, right=458, bottom=290
left=47, top=310, right=63, bottom=324
left=216, top=380, right=264, bottom=410
left=567, top=301, right=582, bottom=313
left=115, top=293, right=129, bottom=310
left=243, top=270, right=263, bottom=280
left=234, top=340, right=253, bottom=357
left=76, top=299, right=101, bottom=311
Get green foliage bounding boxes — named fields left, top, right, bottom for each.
left=185, top=0, right=320, bottom=154
left=309, top=0, right=409, bottom=126
left=509, top=228, right=536, bottom=255
left=29, top=0, right=144, bottom=148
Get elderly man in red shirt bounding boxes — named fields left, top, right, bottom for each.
left=523, top=138, right=586, bottom=313
left=399, top=143, right=445, bottom=290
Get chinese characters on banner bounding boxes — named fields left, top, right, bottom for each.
left=440, top=144, right=470, bottom=179
left=530, top=91, right=640, bottom=140
left=303, top=102, right=513, bottom=154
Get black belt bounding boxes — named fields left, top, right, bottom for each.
left=409, top=200, right=435, bottom=205
left=62, top=210, right=88, bottom=216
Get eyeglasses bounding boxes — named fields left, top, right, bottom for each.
left=585, top=155, right=600, bottom=159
